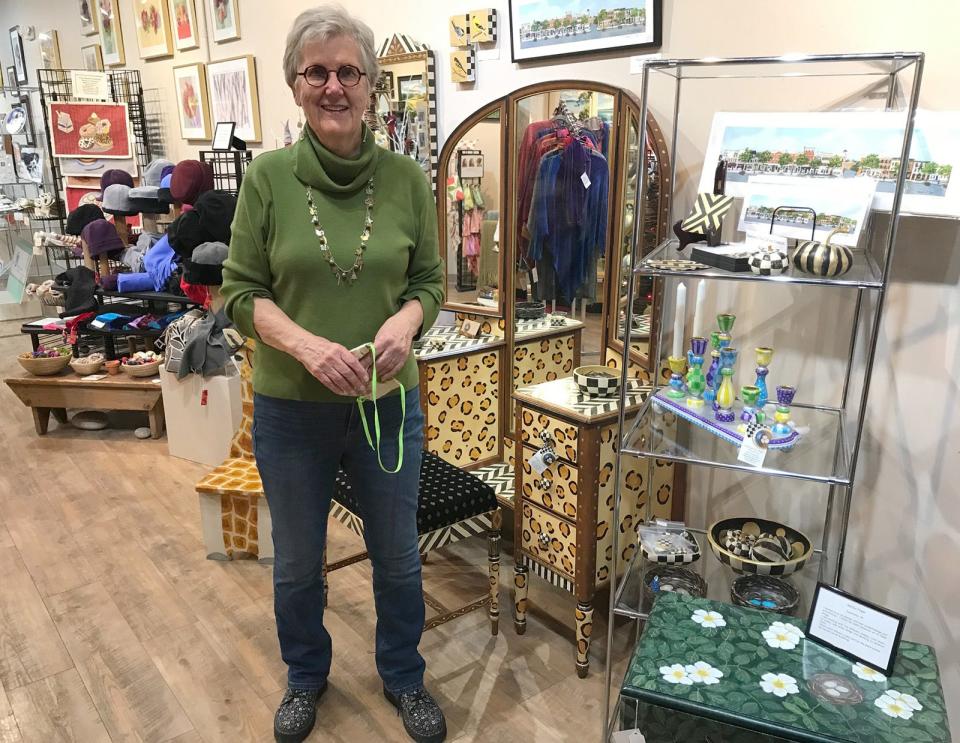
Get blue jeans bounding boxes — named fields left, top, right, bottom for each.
left=252, top=387, right=426, bottom=693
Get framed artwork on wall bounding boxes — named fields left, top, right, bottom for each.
left=9, top=27, right=27, bottom=85
left=59, top=155, right=137, bottom=177
left=207, top=56, right=260, bottom=142
left=98, top=0, right=126, bottom=66
left=39, top=30, right=62, bottom=69
left=133, top=0, right=174, bottom=59
left=5, top=66, right=16, bottom=92
left=508, top=0, right=662, bottom=63
left=82, top=44, right=104, bottom=71
left=79, top=0, right=99, bottom=35
left=397, top=74, right=425, bottom=108
left=171, top=0, right=200, bottom=51
left=208, top=0, right=240, bottom=43
left=47, top=101, right=133, bottom=158
left=173, top=63, right=211, bottom=140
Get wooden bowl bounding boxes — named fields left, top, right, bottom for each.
left=708, top=517, right=813, bottom=577
left=573, top=365, right=621, bottom=398
left=18, top=351, right=71, bottom=376
left=120, top=358, right=162, bottom=377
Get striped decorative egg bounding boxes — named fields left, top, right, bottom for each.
left=751, top=534, right=792, bottom=563
left=792, top=227, right=854, bottom=277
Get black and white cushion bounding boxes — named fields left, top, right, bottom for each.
left=333, top=452, right=497, bottom=535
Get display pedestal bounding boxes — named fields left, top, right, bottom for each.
left=161, top=368, right=242, bottom=466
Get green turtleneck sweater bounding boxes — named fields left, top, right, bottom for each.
left=221, top=126, right=443, bottom=403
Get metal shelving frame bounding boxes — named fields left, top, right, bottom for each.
left=601, top=51, right=924, bottom=741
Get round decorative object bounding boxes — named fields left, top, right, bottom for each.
left=792, top=227, right=853, bottom=277
left=515, top=300, right=546, bottom=320
left=642, top=565, right=707, bottom=608
left=573, top=365, right=621, bottom=399
left=752, top=534, right=792, bottom=562
left=807, top=673, right=864, bottom=706
left=70, top=353, right=104, bottom=376
left=71, top=410, right=108, bottom=431
left=4, top=107, right=26, bottom=135
left=730, top=575, right=800, bottom=615
left=708, top=517, right=812, bottom=576
left=748, top=245, right=789, bottom=275
left=134, top=427, right=152, bottom=439
left=18, top=351, right=71, bottom=376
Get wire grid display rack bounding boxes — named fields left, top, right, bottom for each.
left=37, top=68, right=152, bottom=238
left=601, top=52, right=924, bottom=741
left=199, top=150, right=253, bottom=194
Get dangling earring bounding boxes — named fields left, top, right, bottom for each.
left=297, top=108, right=304, bottom=139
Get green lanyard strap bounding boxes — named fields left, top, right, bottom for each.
left=356, top=343, right=405, bottom=474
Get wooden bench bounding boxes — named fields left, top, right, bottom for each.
left=4, top=370, right=166, bottom=438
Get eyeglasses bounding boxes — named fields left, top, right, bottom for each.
left=297, top=64, right=366, bottom=88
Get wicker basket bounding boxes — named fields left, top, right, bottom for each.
left=642, top=565, right=707, bottom=612
left=515, top=300, right=546, bottom=320
left=120, top=358, right=162, bottom=377
left=730, top=574, right=800, bottom=615
left=18, top=352, right=71, bottom=376
left=70, top=357, right=104, bottom=376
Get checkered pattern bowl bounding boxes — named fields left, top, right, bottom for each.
left=573, top=365, right=621, bottom=398
left=707, top=517, right=812, bottom=576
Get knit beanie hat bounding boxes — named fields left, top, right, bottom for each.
left=81, top=218, right=125, bottom=256
left=167, top=209, right=206, bottom=259
left=192, top=190, right=236, bottom=244
left=65, top=203, right=105, bottom=236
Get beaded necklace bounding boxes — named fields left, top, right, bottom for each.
left=305, top=177, right=375, bottom=286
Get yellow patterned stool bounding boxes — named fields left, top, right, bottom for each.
left=196, top=457, right=274, bottom=563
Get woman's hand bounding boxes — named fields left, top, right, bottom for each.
left=296, top=335, right=371, bottom=397
left=374, top=301, right=423, bottom=381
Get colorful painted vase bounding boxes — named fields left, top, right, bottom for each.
left=755, top=346, right=773, bottom=409
left=739, top=385, right=760, bottom=430
left=772, top=385, right=796, bottom=435
left=715, top=347, right=738, bottom=423
left=685, top=337, right=707, bottom=407
left=704, top=331, right=721, bottom=406
left=667, top=356, right=687, bottom=400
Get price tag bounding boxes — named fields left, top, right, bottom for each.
left=581, top=171, right=591, bottom=189
left=737, top=427, right=769, bottom=468
left=528, top=449, right=549, bottom=475
left=200, top=388, right=208, bottom=406
left=531, top=267, right=539, bottom=284
left=611, top=731, right=646, bottom=743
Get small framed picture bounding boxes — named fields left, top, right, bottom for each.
left=82, top=43, right=105, bottom=71
left=459, top=150, right=484, bottom=178
left=208, top=0, right=240, bottom=43
left=79, top=0, right=99, bottom=35
left=212, top=121, right=235, bottom=150
left=5, top=66, right=16, bottom=93
left=174, top=63, right=211, bottom=140
left=9, top=27, right=27, bottom=85
left=39, top=30, right=62, bottom=69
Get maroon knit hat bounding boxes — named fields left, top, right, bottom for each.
left=100, top=169, right=134, bottom=192
left=170, top=160, right=215, bottom=205
left=81, top=218, right=125, bottom=256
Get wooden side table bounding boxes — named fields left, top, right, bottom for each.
left=5, top=370, right=165, bottom=438
left=620, top=593, right=952, bottom=742
left=512, top=376, right=679, bottom=677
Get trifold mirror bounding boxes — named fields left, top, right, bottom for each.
left=370, top=35, right=439, bottom=187
left=436, top=81, right=671, bottom=446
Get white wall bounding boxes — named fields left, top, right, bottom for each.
left=1, top=0, right=957, bottom=723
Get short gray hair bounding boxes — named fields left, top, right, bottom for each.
left=282, top=4, right=379, bottom=89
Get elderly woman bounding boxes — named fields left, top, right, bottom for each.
left=221, top=6, right=445, bottom=743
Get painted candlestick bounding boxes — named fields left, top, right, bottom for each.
left=739, top=385, right=760, bottom=431
left=772, top=385, right=796, bottom=435
left=703, top=331, right=721, bottom=406
left=715, top=347, right=738, bottom=423
left=755, top=346, right=774, bottom=409
left=667, top=356, right=687, bottom=400
left=685, top=337, right=707, bottom=407
left=711, top=314, right=735, bottom=409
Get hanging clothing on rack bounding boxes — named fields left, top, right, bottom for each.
left=461, top=182, right=485, bottom=275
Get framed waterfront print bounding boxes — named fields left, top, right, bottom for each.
left=207, top=0, right=240, bottom=43
left=173, top=63, right=211, bottom=140
left=508, top=0, right=661, bottom=63
left=133, top=0, right=174, bottom=59
left=207, top=56, right=260, bottom=142
left=79, top=0, right=99, bottom=35
left=9, top=27, right=26, bottom=84
left=171, top=0, right=200, bottom=51
left=39, top=30, right=62, bottom=69
left=98, top=0, right=126, bottom=66
left=82, top=43, right=104, bottom=71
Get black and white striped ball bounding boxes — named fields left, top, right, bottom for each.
left=751, top=534, right=792, bottom=563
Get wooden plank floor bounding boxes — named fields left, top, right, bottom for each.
left=0, top=320, right=635, bottom=743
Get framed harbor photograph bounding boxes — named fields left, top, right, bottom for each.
left=508, top=0, right=661, bottom=63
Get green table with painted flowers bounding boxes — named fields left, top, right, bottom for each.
left=619, top=593, right=951, bottom=743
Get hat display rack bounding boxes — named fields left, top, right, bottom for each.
left=198, top=149, right=253, bottom=196
left=37, top=68, right=153, bottom=268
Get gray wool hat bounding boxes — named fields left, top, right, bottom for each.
left=101, top=183, right=138, bottom=217
left=184, top=241, right=229, bottom=285
left=144, top=158, right=175, bottom=187
left=129, top=158, right=176, bottom=202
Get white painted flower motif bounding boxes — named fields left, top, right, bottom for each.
left=852, top=662, right=886, bottom=682
left=759, top=672, right=800, bottom=697
left=691, top=609, right=726, bottom=628
left=660, top=663, right=693, bottom=685
left=769, top=620, right=804, bottom=639
left=762, top=627, right=801, bottom=650
left=685, top=661, right=724, bottom=685
left=875, top=690, right=922, bottom=719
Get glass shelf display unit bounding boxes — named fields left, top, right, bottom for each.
left=601, top=52, right=924, bottom=740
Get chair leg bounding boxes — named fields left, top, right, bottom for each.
left=513, top=564, right=528, bottom=635
left=575, top=601, right=594, bottom=679
left=487, top=525, right=501, bottom=636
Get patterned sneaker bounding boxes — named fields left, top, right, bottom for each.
left=383, top=686, right=447, bottom=743
left=274, top=685, right=326, bottom=743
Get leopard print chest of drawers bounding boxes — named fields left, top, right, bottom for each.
left=512, top=377, right=678, bottom=678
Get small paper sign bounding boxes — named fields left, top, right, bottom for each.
left=806, top=584, right=906, bottom=677
left=69, top=70, right=111, bottom=100
left=581, top=171, right=591, bottom=189
left=737, top=430, right=767, bottom=468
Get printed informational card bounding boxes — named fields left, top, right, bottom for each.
left=806, top=583, right=906, bottom=676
